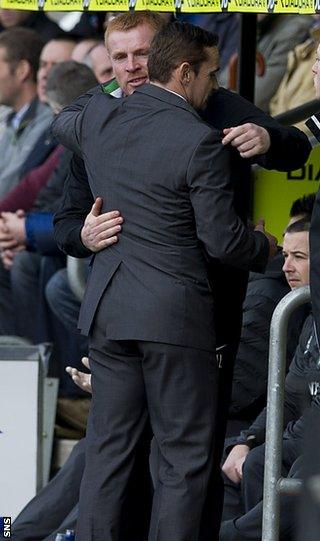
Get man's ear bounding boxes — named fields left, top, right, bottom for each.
left=15, top=59, right=31, bottom=83
left=179, top=62, right=192, bottom=84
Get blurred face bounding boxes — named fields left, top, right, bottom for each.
left=106, top=24, right=155, bottom=95
left=0, top=9, right=30, bottom=28
left=37, top=40, right=75, bottom=103
left=312, top=44, right=320, bottom=99
left=186, top=46, right=219, bottom=110
left=282, top=231, right=310, bottom=289
left=89, top=44, right=113, bottom=83
left=0, top=46, right=20, bottom=108
left=71, top=39, right=99, bottom=63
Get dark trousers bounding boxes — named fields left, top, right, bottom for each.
left=76, top=315, right=218, bottom=541
left=220, top=439, right=301, bottom=540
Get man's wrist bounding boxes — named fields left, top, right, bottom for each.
left=244, top=435, right=257, bottom=450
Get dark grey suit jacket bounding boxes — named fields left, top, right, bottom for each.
left=52, top=84, right=268, bottom=351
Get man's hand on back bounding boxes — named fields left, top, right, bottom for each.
left=222, top=123, right=271, bottom=158
left=81, top=197, right=123, bottom=252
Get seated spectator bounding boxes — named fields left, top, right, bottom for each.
left=255, top=14, right=313, bottom=112
left=228, top=194, right=315, bottom=435
left=0, top=28, right=52, bottom=198
left=0, top=35, right=77, bottom=214
left=220, top=14, right=313, bottom=113
left=220, top=217, right=314, bottom=540
left=0, top=62, right=97, bottom=397
left=71, top=38, right=100, bottom=63
left=270, top=16, right=320, bottom=133
left=0, top=9, right=64, bottom=42
left=84, top=42, right=114, bottom=83
left=20, top=35, right=77, bottom=174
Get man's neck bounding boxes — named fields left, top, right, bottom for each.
left=150, top=81, right=188, bottom=103
left=11, top=84, right=37, bottom=113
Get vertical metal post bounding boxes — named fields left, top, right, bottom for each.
left=237, top=14, right=257, bottom=102
left=262, top=286, right=310, bottom=541
left=67, top=256, right=86, bottom=302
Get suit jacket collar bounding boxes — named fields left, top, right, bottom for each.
left=135, top=83, right=201, bottom=121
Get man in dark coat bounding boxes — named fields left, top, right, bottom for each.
left=221, top=217, right=312, bottom=540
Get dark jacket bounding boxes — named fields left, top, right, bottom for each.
left=229, top=251, right=308, bottom=421
left=51, top=84, right=311, bottom=347
left=19, top=127, right=57, bottom=179
left=201, top=88, right=311, bottom=350
left=25, top=149, right=73, bottom=256
left=53, top=84, right=269, bottom=348
left=310, top=186, right=320, bottom=347
left=234, top=313, right=317, bottom=450
left=305, top=113, right=320, bottom=348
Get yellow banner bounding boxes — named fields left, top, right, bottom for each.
left=0, top=0, right=38, bottom=10
left=89, top=0, right=128, bottom=10
left=179, top=0, right=222, bottom=12
left=0, top=0, right=319, bottom=11
left=135, top=0, right=175, bottom=12
left=273, top=0, right=315, bottom=13
left=253, top=144, right=320, bottom=243
left=44, top=0, right=82, bottom=10
left=228, top=0, right=268, bottom=12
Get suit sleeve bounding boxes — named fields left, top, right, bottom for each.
left=207, top=88, right=311, bottom=172
left=51, top=104, right=84, bottom=156
left=187, top=131, right=269, bottom=271
left=51, top=86, right=102, bottom=155
left=53, top=154, right=94, bottom=258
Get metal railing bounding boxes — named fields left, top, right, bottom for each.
left=262, top=285, right=311, bottom=541
left=66, top=255, right=86, bottom=302
left=274, top=99, right=320, bottom=127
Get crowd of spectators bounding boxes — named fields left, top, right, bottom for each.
left=0, top=7, right=317, bottom=541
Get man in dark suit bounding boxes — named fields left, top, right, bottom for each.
left=50, top=11, right=311, bottom=540
left=52, top=21, right=276, bottom=540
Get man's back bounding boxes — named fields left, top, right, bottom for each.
left=54, top=83, right=268, bottom=349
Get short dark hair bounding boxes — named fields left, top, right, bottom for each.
left=0, top=27, right=44, bottom=83
left=46, top=61, right=97, bottom=110
left=285, top=216, right=310, bottom=235
left=289, top=193, right=316, bottom=220
left=148, top=21, right=219, bottom=84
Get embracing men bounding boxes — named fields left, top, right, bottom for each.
left=52, top=20, right=279, bottom=540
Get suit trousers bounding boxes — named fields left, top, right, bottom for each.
left=76, top=311, right=218, bottom=540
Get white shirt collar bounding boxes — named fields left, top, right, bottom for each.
left=163, top=88, right=187, bottom=102
left=11, top=103, right=30, bottom=131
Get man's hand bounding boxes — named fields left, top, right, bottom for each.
left=0, top=248, right=21, bottom=270
left=66, top=356, right=92, bottom=394
left=81, top=197, right=123, bottom=253
left=255, top=218, right=278, bottom=260
left=0, top=210, right=26, bottom=250
left=222, top=444, right=250, bottom=484
left=222, top=123, right=271, bottom=158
